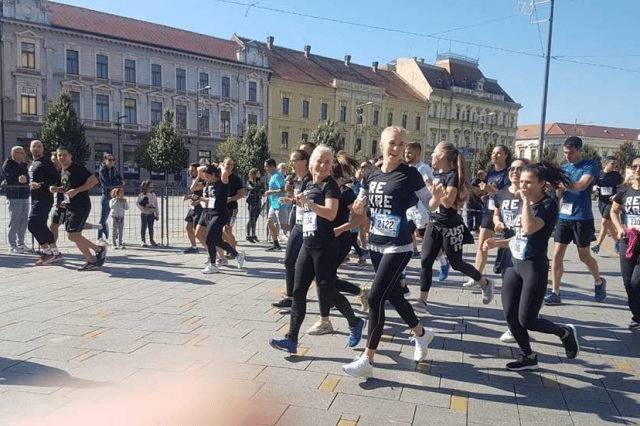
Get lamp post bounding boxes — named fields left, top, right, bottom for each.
left=195, top=85, right=211, bottom=165
left=115, top=113, right=127, bottom=175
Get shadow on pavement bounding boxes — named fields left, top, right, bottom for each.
left=0, top=357, right=112, bottom=389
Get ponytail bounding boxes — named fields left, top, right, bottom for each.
left=523, top=161, right=570, bottom=188
left=435, top=141, right=470, bottom=208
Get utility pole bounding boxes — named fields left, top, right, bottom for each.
left=533, top=0, right=555, bottom=161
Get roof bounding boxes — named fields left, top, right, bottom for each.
left=47, top=2, right=242, bottom=64
left=237, top=37, right=425, bottom=103
left=517, top=123, right=640, bottom=141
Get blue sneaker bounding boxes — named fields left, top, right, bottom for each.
left=269, top=337, right=297, bottom=353
left=594, top=278, right=607, bottom=303
left=347, top=318, right=366, bottom=348
left=438, top=261, right=450, bottom=281
left=614, top=240, right=621, bottom=254
left=544, top=292, right=562, bottom=305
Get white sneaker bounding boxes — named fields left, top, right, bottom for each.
left=307, top=319, right=334, bottom=335
left=236, top=250, right=246, bottom=269
left=500, top=329, right=516, bottom=343
left=411, top=328, right=434, bottom=361
left=201, top=264, right=219, bottom=274
left=342, top=355, right=373, bottom=378
left=463, top=278, right=480, bottom=288
left=481, top=279, right=494, bottom=304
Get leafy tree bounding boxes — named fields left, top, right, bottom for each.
left=214, top=135, right=241, bottom=164
left=136, top=110, right=188, bottom=174
left=355, top=149, right=370, bottom=166
left=581, top=143, right=601, bottom=168
left=542, top=144, right=559, bottom=164
left=310, top=121, right=345, bottom=153
left=613, top=141, right=638, bottom=167
left=36, top=92, right=89, bottom=166
left=237, top=125, right=270, bottom=177
left=472, top=144, right=495, bottom=173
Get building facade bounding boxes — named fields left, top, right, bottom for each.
left=0, top=0, right=270, bottom=181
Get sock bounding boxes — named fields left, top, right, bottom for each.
left=595, top=278, right=603, bottom=286
left=51, top=248, right=60, bottom=255
left=418, top=328, right=425, bottom=337
left=96, top=224, right=103, bottom=230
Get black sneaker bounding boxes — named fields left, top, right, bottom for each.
left=561, top=324, right=579, bottom=359
left=183, top=246, right=199, bottom=254
left=78, top=261, right=99, bottom=271
left=95, top=246, right=107, bottom=267
left=246, top=236, right=256, bottom=243
left=266, top=244, right=281, bottom=252
left=506, top=353, right=538, bottom=371
left=272, top=298, right=293, bottom=308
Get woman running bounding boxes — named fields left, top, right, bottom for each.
left=610, top=156, right=640, bottom=330
left=484, top=162, right=579, bottom=370
left=418, top=141, right=494, bottom=311
left=270, top=146, right=364, bottom=354
left=342, top=126, right=434, bottom=379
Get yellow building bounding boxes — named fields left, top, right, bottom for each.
left=233, top=36, right=428, bottom=163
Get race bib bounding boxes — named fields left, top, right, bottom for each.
left=627, top=214, right=640, bottom=230
left=303, top=211, right=317, bottom=233
left=600, top=187, right=613, bottom=196
left=560, top=203, right=573, bottom=215
left=487, top=198, right=496, bottom=211
left=371, top=213, right=401, bottom=238
left=207, top=196, right=216, bottom=209
left=509, top=237, right=527, bottom=260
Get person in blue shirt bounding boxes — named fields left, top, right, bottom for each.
left=264, top=158, right=286, bottom=251
left=546, top=136, right=606, bottom=305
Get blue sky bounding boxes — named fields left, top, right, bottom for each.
left=58, top=0, right=640, bottom=129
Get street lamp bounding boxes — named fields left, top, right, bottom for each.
left=115, top=113, right=127, bottom=174
left=195, top=85, right=211, bottom=164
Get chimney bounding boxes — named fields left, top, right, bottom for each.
left=344, top=55, right=351, bottom=67
left=267, top=36, right=274, bottom=50
left=372, top=61, right=378, bottom=72
left=303, top=45, right=311, bottom=58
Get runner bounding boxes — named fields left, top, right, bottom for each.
left=592, top=156, right=624, bottom=255
left=183, top=163, right=204, bottom=253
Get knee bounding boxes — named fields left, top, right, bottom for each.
left=67, top=232, right=79, bottom=242
left=578, top=250, right=593, bottom=263
left=448, top=257, right=465, bottom=271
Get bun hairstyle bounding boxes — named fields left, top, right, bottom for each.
left=435, top=141, right=469, bottom=208
left=523, top=161, right=571, bottom=188
left=333, top=150, right=359, bottom=180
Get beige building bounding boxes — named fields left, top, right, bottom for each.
left=516, top=123, right=640, bottom=161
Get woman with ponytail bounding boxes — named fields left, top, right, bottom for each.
left=418, top=141, right=494, bottom=310
left=483, top=161, right=580, bottom=370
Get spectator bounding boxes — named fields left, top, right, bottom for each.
left=109, top=187, right=128, bottom=248
left=264, top=158, right=286, bottom=251
left=467, top=170, right=487, bottom=232
left=97, top=152, right=123, bottom=243
left=2, top=146, right=30, bottom=253
left=137, top=180, right=158, bottom=247
left=245, top=168, right=263, bottom=243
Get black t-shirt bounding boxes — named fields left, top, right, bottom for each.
left=291, top=173, right=312, bottom=227
left=60, top=162, right=92, bottom=208
left=431, top=169, right=460, bottom=225
left=494, top=187, right=520, bottom=238
left=203, top=180, right=229, bottom=218
left=226, top=173, right=243, bottom=211
left=28, top=156, right=58, bottom=202
left=508, top=195, right=558, bottom=261
left=302, top=176, right=340, bottom=248
left=613, top=187, right=640, bottom=229
left=597, top=171, right=624, bottom=204
left=484, top=167, right=510, bottom=214
left=192, top=178, right=205, bottom=198
left=363, top=164, right=425, bottom=248
left=334, top=184, right=357, bottom=228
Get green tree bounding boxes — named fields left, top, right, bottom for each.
left=36, top=92, right=89, bottom=165
left=214, top=135, right=241, bottom=164
left=237, top=125, right=270, bottom=177
left=542, top=144, right=559, bottom=164
left=472, top=144, right=495, bottom=173
left=581, top=143, right=601, bottom=168
left=613, top=141, right=638, bottom=167
left=137, top=110, right=188, bottom=174
left=310, top=121, right=345, bottom=153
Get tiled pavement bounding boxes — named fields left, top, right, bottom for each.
left=0, top=236, right=638, bottom=425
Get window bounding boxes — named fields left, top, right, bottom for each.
left=94, top=142, right=113, bottom=172
left=175, top=105, right=187, bottom=129
left=387, top=112, right=393, bottom=126
left=70, top=91, right=80, bottom=115
left=198, top=108, right=210, bottom=133
left=199, top=73, right=209, bottom=93
left=221, top=76, right=230, bottom=97
left=21, top=43, right=35, bottom=69
left=96, top=94, right=109, bottom=121
left=21, top=95, right=37, bottom=115
left=176, top=68, right=186, bottom=91
left=124, top=98, right=137, bottom=124
left=373, top=110, right=379, bottom=126
left=248, top=81, right=257, bottom=102
left=339, top=105, right=347, bottom=122
left=320, top=102, right=328, bottom=120
left=150, top=101, right=162, bottom=126
left=356, top=108, right=363, bottom=124
left=123, top=145, right=140, bottom=179
left=66, top=49, right=79, bottom=75
left=220, top=110, right=230, bottom=134
left=96, top=54, right=108, bottom=79
left=402, top=114, right=407, bottom=129
left=282, top=97, right=289, bottom=115
left=281, top=131, right=289, bottom=148
left=302, top=100, right=309, bottom=118
left=371, top=140, right=377, bottom=158
left=415, top=116, right=421, bottom=131
left=124, top=59, right=136, bottom=83
left=151, top=64, right=162, bottom=87
left=456, top=107, right=461, bottom=121
left=301, top=133, right=308, bottom=142
left=198, top=151, right=211, bottom=166
left=355, top=138, right=362, bottom=153
left=247, top=114, right=258, bottom=126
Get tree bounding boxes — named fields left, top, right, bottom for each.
left=237, top=125, right=270, bottom=177
left=472, top=144, right=495, bottom=174
left=542, top=144, right=559, bottom=164
left=581, top=143, right=602, bottom=168
left=613, top=141, right=638, bottom=167
left=136, top=110, right=188, bottom=175
left=310, top=121, right=345, bottom=153
left=36, top=92, right=89, bottom=166
left=214, top=135, right=241, bottom=164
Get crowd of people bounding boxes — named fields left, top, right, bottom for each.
left=3, top=129, right=639, bottom=378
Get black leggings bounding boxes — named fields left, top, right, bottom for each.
left=284, top=225, right=303, bottom=297
left=421, top=224, right=481, bottom=292
left=28, top=199, right=55, bottom=245
left=205, top=215, right=238, bottom=263
left=350, top=232, right=365, bottom=257
left=501, top=257, right=565, bottom=355
left=367, top=251, right=419, bottom=350
left=246, top=205, right=261, bottom=237
left=140, top=214, right=155, bottom=242
left=286, top=241, right=359, bottom=342
left=619, top=239, right=640, bottom=323
left=335, top=233, right=361, bottom=296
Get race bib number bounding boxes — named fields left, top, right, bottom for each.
left=207, top=196, right=216, bottom=209
left=627, top=214, right=640, bottom=230
left=560, top=203, right=573, bottom=215
left=509, top=237, right=527, bottom=260
left=371, top=214, right=401, bottom=238
left=303, top=211, right=317, bottom=233
left=487, top=198, right=496, bottom=211
left=600, top=187, right=613, bottom=196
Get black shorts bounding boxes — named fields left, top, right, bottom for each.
left=185, top=206, right=203, bottom=223
left=65, top=205, right=90, bottom=233
left=198, top=209, right=214, bottom=227
left=480, top=213, right=495, bottom=231
left=51, top=206, right=67, bottom=225
left=554, top=219, right=596, bottom=248
left=598, top=201, right=612, bottom=220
